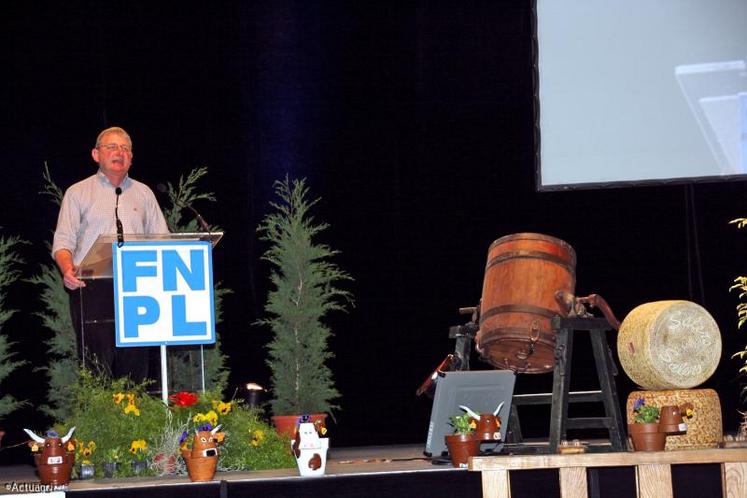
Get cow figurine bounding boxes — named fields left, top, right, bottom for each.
left=24, top=427, right=76, bottom=486
left=182, top=424, right=223, bottom=482
left=291, top=418, right=329, bottom=477
left=460, top=402, right=505, bottom=441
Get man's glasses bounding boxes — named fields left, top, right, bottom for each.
left=99, top=143, right=132, bottom=153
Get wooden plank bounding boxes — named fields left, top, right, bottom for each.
left=636, top=463, right=672, bottom=498
left=470, top=449, right=747, bottom=472
left=482, top=469, right=511, bottom=498
left=559, top=467, right=587, bottom=498
left=723, top=462, right=747, bottom=498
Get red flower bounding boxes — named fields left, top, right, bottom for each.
left=169, top=391, right=199, bottom=407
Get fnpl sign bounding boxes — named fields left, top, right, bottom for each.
left=113, top=241, right=215, bottom=347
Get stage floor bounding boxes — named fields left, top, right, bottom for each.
left=0, top=445, right=486, bottom=497
left=0, top=443, right=725, bottom=498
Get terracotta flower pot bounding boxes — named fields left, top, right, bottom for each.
left=272, top=414, right=327, bottom=438
left=659, top=405, right=687, bottom=434
left=184, top=455, right=218, bottom=482
left=34, top=453, right=75, bottom=486
left=628, top=423, right=666, bottom=451
left=445, top=433, right=481, bottom=468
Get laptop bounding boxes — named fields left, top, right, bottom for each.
left=424, top=370, right=516, bottom=458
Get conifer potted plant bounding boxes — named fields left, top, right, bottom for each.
left=257, top=177, right=353, bottom=437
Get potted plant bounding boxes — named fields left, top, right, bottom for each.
left=256, top=177, right=353, bottom=437
left=628, top=398, right=665, bottom=451
left=102, top=447, right=122, bottom=478
left=129, top=439, right=149, bottom=474
left=445, top=413, right=481, bottom=468
left=77, top=440, right=96, bottom=479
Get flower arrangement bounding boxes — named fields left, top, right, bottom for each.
left=449, top=413, right=477, bottom=435
left=632, top=398, right=660, bottom=424
left=55, top=369, right=294, bottom=478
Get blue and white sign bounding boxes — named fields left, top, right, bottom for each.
left=112, top=241, right=215, bottom=347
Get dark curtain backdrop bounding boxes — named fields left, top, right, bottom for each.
left=2, top=1, right=747, bottom=460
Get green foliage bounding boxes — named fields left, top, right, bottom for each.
left=632, top=398, right=660, bottom=424
left=26, top=261, right=77, bottom=420
left=31, top=166, right=80, bottom=420
left=449, top=413, right=476, bottom=435
left=257, top=176, right=353, bottom=416
left=212, top=403, right=295, bottom=471
left=59, top=370, right=167, bottom=477
left=161, top=167, right=217, bottom=232
left=40, top=162, right=64, bottom=206
left=731, top=219, right=747, bottom=396
left=0, top=232, right=28, bottom=420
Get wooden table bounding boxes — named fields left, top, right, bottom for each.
left=469, top=448, right=747, bottom=498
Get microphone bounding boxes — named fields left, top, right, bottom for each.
left=115, top=187, right=124, bottom=247
left=157, top=183, right=211, bottom=232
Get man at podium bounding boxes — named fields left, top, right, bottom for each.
left=52, top=126, right=169, bottom=382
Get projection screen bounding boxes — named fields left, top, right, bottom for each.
left=534, top=0, right=747, bottom=191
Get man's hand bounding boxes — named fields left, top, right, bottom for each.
left=54, top=249, right=86, bottom=290
left=62, top=265, right=85, bottom=290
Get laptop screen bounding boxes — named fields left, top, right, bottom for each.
left=424, top=370, right=516, bottom=457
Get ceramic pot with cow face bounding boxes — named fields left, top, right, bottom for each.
left=181, top=425, right=224, bottom=482
left=460, top=402, right=505, bottom=442
left=291, top=420, right=329, bottom=477
left=24, top=427, right=76, bottom=486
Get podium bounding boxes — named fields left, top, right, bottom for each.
left=76, top=232, right=223, bottom=279
left=74, top=232, right=223, bottom=398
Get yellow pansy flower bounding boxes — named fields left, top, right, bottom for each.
left=217, top=401, right=232, bottom=415
left=129, top=439, right=147, bottom=454
left=205, top=410, right=218, bottom=426
left=250, top=429, right=265, bottom=447
left=113, top=392, right=125, bottom=404
left=124, top=403, right=141, bottom=416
